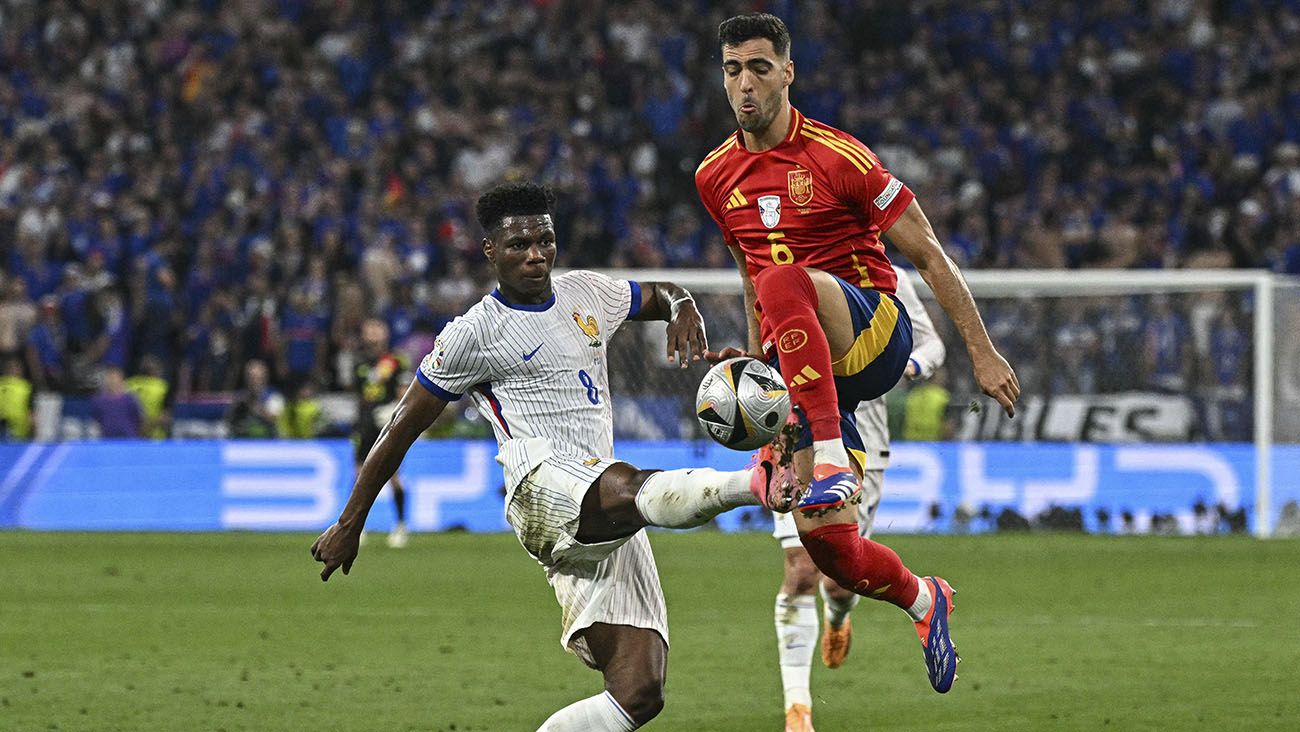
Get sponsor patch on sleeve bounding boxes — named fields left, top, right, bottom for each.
left=874, top=177, right=903, bottom=210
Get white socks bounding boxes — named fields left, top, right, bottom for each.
left=774, top=593, right=817, bottom=709
left=819, top=582, right=859, bottom=629
left=538, top=691, right=638, bottom=731
left=812, top=438, right=850, bottom=467
left=634, top=468, right=755, bottom=529
left=906, top=576, right=933, bottom=622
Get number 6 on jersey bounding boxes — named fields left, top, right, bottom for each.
left=768, top=231, right=795, bottom=265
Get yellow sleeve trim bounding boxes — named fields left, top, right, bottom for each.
left=803, top=123, right=875, bottom=172
left=695, top=137, right=738, bottom=175
left=801, top=131, right=870, bottom=175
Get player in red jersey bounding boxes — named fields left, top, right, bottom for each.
left=696, top=13, right=1019, bottom=706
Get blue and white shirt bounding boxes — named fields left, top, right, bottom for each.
left=418, top=270, right=640, bottom=486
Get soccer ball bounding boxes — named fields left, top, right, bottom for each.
left=695, top=357, right=791, bottom=450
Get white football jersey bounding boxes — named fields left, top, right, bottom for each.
left=855, top=266, right=946, bottom=469
left=417, top=270, right=638, bottom=486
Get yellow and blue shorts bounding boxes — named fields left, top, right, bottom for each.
left=767, top=275, right=913, bottom=467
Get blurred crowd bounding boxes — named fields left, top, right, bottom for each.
left=605, top=286, right=1259, bottom=443
left=1, top=0, right=1298, bottom=415
left=954, top=290, right=1256, bottom=439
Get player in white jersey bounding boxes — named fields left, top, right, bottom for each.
left=770, top=266, right=945, bottom=731
left=311, top=182, right=796, bottom=732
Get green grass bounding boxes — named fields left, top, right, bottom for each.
left=2, top=532, right=1299, bottom=731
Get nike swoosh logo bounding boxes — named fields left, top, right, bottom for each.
left=522, top=344, right=544, bottom=361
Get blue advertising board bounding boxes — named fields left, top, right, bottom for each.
left=1, top=440, right=1296, bottom=533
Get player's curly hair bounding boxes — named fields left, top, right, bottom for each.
left=718, top=12, right=790, bottom=58
left=475, top=182, right=555, bottom=233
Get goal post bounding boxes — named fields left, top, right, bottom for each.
left=591, top=267, right=1291, bottom=538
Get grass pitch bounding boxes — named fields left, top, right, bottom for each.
left=3, top=531, right=1298, bottom=731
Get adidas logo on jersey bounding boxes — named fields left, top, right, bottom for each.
left=723, top=187, right=748, bottom=210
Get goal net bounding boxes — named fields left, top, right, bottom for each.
left=597, top=267, right=1298, bottom=538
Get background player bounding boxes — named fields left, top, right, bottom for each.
left=312, top=182, right=791, bottom=732
left=353, top=318, right=411, bottom=548
left=772, top=265, right=945, bottom=731
left=696, top=12, right=1019, bottom=694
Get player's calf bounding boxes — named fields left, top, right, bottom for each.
left=575, top=463, right=757, bottom=542
left=608, top=675, right=664, bottom=726
left=799, top=522, right=920, bottom=608
left=583, top=624, right=666, bottom=728
left=537, top=691, right=643, bottom=731
left=631, top=466, right=758, bottom=530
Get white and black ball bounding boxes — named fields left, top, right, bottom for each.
left=695, top=357, right=790, bottom=451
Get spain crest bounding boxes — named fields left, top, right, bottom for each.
left=788, top=169, right=813, bottom=206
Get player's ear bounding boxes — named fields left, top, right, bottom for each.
left=482, top=237, right=495, bottom=263
left=783, top=59, right=794, bottom=88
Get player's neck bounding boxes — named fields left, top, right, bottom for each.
left=741, top=104, right=793, bottom=152
left=494, top=281, right=555, bottom=308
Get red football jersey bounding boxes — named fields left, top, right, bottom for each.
left=695, top=107, right=915, bottom=294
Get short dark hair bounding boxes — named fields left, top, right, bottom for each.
left=475, top=182, right=555, bottom=233
left=718, top=13, right=790, bottom=58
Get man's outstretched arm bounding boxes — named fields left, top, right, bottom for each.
left=633, top=280, right=709, bottom=367
left=311, top=379, right=447, bottom=580
left=885, top=199, right=1020, bottom=416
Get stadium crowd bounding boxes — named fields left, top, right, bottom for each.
left=0, top=0, right=1297, bottom=417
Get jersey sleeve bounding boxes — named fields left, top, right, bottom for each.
left=694, top=169, right=740, bottom=249
left=892, top=267, right=946, bottom=380
left=416, top=318, right=489, bottom=401
left=569, top=270, right=637, bottom=335
left=836, top=144, right=916, bottom=233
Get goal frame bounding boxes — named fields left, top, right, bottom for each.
left=594, top=267, right=1279, bottom=537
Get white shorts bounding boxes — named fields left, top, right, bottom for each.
left=504, top=451, right=669, bottom=668
left=772, top=469, right=885, bottom=549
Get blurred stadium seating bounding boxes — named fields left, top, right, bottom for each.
left=2, top=0, right=1298, bottom=397
left=2, top=1, right=1299, bottom=535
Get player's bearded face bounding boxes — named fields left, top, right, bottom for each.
left=722, top=40, right=791, bottom=135
left=485, top=214, right=557, bottom=304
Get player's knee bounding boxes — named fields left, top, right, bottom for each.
left=753, top=264, right=811, bottom=294
left=626, top=469, right=660, bottom=493
left=610, top=677, right=664, bottom=724
left=782, top=548, right=820, bottom=595
left=821, top=575, right=855, bottom=602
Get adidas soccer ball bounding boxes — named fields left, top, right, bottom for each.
left=695, top=357, right=791, bottom=450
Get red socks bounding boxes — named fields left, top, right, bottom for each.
left=752, top=266, right=841, bottom=442
left=801, top=523, right=920, bottom=608
left=756, top=270, right=918, bottom=608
